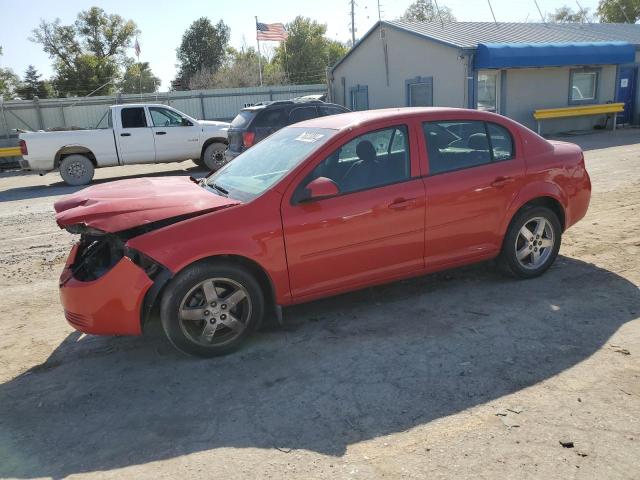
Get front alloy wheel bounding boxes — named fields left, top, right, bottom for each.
left=160, top=261, right=264, bottom=357
left=179, top=277, right=252, bottom=348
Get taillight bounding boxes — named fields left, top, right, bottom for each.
left=242, top=131, right=255, bottom=148
left=19, top=140, right=28, bottom=156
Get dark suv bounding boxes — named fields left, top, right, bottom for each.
left=225, top=100, right=349, bottom=162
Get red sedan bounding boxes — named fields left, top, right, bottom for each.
left=55, top=108, right=591, bottom=356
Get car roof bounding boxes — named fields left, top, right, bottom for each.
left=293, top=107, right=506, bottom=131
left=241, top=100, right=341, bottom=112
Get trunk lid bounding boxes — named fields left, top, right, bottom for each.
left=54, top=176, right=240, bottom=233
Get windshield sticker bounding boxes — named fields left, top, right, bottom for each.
left=295, top=132, right=325, bottom=143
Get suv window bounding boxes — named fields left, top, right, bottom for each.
left=121, top=107, right=147, bottom=128
left=319, top=105, right=347, bottom=116
left=253, top=109, right=287, bottom=129
left=303, top=125, right=411, bottom=196
left=289, top=106, right=318, bottom=124
left=231, top=110, right=256, bottom=128
left=423, top=121, right=514, bottom=175
left=149, top=107, right=188, bottom=127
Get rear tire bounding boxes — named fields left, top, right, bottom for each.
left=59, top=154, right=95, bottom=186
left=160, top=261, right=264, bottom=357
left=202, top=142, right=228, bottom=171
left=498, top=206, right=562, bottom=279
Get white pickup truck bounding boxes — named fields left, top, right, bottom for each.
left=19, top=103, right=230, bottom=185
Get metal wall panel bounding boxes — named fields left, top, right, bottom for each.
left=0, top=84, right=326, bottom=137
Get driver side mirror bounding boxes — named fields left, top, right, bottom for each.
left=181, top=118, right=193, bottom=126
left=299, top=177, right=339, bottom=202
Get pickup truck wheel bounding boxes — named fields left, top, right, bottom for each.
left=202, top=142, right=228, bottom=171
left=59, top=154, right=95, bottom=186
left=160, top=261, right=264, bottom=357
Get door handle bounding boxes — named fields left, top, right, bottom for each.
left=156, top=131, right=167, bottom=135
left=120, top=133, right=131, bottom=137
left=490, top=176, right=514, bottom=187
left=388, top=197, right=417, bottom=209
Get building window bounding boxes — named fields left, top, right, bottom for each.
left=569, top=69, right=599, bottom=104
left=477, top=71, right=500, bottom=113
left=350, top=85, right=369, bottom=111
left=406, top=76, right=433, bottom=107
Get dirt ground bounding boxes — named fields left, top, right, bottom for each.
left=0, top=130, right=638, bottom=479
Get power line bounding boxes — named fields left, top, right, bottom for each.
left=487, top=0, right=498, bottom=25
left=533, top=0, right=546, bottom=23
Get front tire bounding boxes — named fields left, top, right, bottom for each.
left=498, top=206, right=562, bottom=279
left=59, top=154, right=95, bottom=186
left=202, top=142, right=228, bottom=171
left=160, top=261, right=264, bottom=357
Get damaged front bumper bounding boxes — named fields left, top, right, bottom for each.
left=59, top=231, right=170, bottom=336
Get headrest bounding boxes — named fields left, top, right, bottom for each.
left=468, top=133, right=488, bottom=151
left=356, top=140, right=377, bottom=162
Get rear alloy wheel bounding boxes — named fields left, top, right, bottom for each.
left=160, top=262, right=264, bottom=357
left=202, top=142, right=228, bottom=171
left=59, top=154, right=95, bottom=186
left=499, top=206, right=562, bottom=279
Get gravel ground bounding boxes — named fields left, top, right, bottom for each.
left=0, top=130, right=638, bottom=479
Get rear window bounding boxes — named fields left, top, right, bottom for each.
left=231, top=110, right=257, bottom=128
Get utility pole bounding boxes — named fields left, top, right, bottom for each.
left=350, top=0, right=356, bottom=46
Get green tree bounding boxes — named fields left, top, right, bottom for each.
left=119, top=61, right=161, bottom=93
left=189, top=47, right=286, bottom=89
left=597, top=0, right=640, bottom=22
left=15, top=65, right=54, bottom=99
left=31, top=7, right=138, bottom=96
left=400, top=0, right=456, bottom=22
left=176, top=18, right=230, bottom=84
left=273, top=17, right=348, bottom=85
left=548, top=5, right=593, bottom=22
left=0, top=46, right=20, bottom=100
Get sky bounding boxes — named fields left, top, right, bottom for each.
left=0, top=0, right=601, bottom=90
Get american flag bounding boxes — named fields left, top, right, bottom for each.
left=134, top=38, right=141, bottom=58
left=256, top=22, right=287, bottom=42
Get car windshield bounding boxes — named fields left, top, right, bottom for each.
left=206, top=127, right=336, bottom=202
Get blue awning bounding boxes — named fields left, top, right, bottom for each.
left=474, top=42, right=636, bottom=69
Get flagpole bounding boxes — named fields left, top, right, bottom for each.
left=255, top=16, right=263, bottom=86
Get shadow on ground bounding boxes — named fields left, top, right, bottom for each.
left=552, top=127, right=640, bottom=151
left=0, top=165, right=208, bottom=203
left=1, top=257, right=638, bottom=478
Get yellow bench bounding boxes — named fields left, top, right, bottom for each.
left=533, top=102, right=625, bottom=134
left=0, top=147, right=21, bottom=158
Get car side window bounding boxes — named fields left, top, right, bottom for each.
left=487, top=123, right=514, bottom=160
left=121, top=107, right=147, bottom=128
left=289, top=107, right=318, bottom=124
left=319, top=106, right=347, bottom=116
left=423, top=120, right=493, bottom=175
left=302, top=125, right=411, bottom=197
left=253, top=109, right=286, bottom=129
left=149, top=107, right=187, bottom=127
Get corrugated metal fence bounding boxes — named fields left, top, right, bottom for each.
left=0, top=84, right=326, bottom=139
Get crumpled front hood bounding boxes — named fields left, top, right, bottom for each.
left=54, top=176, right=240, bottom=233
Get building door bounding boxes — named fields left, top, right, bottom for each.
left=616, top=66, right=637, bottom=125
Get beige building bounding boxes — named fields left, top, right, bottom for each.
left=330, top=21, right=640, bottom=134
